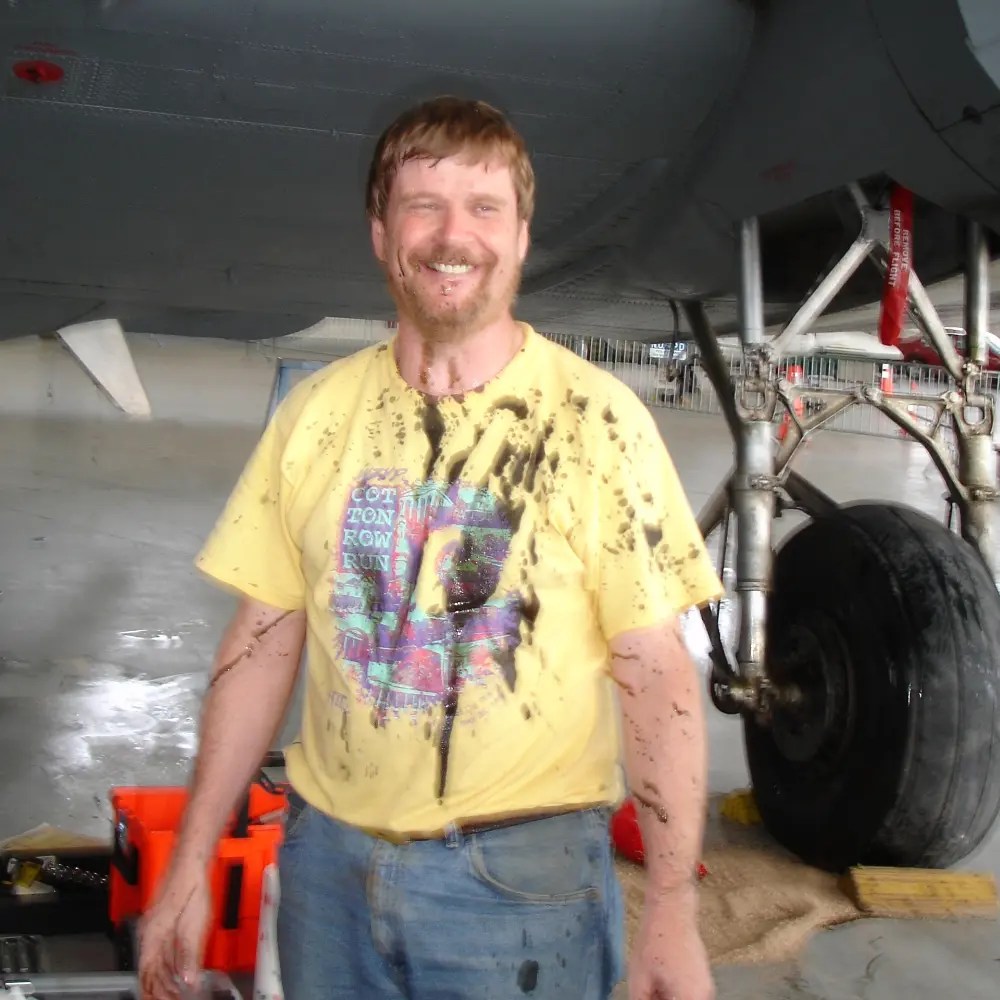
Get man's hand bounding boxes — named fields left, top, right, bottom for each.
left=628, top=889, right=714, bottom=1000
left=138, top=864, right=211, bottom=999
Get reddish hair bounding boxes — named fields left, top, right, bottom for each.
left=366, top=96, right=535, bottom=224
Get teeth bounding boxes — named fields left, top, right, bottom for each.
left=428, top=263, right=473, bottom=274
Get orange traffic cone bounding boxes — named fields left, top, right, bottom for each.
left=778, top=364, right=805, bottom=442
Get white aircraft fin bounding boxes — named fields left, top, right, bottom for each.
left=56, top=319, right=152, bottom=418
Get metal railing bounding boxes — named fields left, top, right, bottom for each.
left=543, top=332, right=1000, bottom=450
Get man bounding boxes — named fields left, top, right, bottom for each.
left=139, top=96, right=723, bottom=1000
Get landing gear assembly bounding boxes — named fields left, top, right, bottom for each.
left=692, top=198, right=1000, bottom=872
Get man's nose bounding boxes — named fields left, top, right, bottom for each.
left=437, top=206, right=469, bottom=244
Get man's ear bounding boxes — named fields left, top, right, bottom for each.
left=371, top=217, right=386, bottom=263
left=517, top=219, right=530, bottom=263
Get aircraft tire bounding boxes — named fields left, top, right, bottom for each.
left=744, top=501, right=1000, bottom=872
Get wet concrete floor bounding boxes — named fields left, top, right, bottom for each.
left=0, top=404, right=997, bottom=997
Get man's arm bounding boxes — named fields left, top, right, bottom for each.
left=171, top=596, right=306, bottom=874
left=139, top=597, right=306, bottom=998
left=610, top=618, right=714, bottom=999
left=610, top=618, right=706, bottom=899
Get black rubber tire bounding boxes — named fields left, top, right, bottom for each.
left=745, top=502, right=1000, bottom=873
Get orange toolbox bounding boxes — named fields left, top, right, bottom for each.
left=108, top=769, right=288, bottom=974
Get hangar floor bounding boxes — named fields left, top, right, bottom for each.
left=0, top=338, right=997, bottom=998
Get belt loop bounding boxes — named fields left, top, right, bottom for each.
left=444, top=822, right=462, bottom=849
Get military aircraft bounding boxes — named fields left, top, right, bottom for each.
left=2, top=0, right=1000, bottom=874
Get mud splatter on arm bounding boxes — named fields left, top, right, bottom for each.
left=610, top=619, right=706, bottom=904
left=208, top=609, right=295, bottom=689
left=588, top=388, right=715, bottom=903
left=169, top=598, right=306, bottom=878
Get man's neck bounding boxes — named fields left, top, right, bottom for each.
left=394, top=316, right=524, bottom=398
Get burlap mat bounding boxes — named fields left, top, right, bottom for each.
left=617, top=805, right=862, bottom=967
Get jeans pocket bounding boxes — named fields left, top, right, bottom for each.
left=283, top=789, right=312, bottom=843
left=466, top=811, right=606, bottom=904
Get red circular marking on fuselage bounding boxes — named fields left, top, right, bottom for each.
left=13, top=60, right=65, bottom=84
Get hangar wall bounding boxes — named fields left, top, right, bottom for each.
left=0, top=334, right=291, bottom=426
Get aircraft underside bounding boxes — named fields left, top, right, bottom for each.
left=1, top=0, right=1000, bottom=874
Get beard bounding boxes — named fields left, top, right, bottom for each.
left=385, top=241, right=522, bottom=345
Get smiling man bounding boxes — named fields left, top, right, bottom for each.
left=138, top=97, right=722, bottom=1000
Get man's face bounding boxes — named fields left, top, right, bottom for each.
left=371, top=154, right=529, bottom=343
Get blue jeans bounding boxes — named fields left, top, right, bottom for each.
left=275, top=792, right=626, bottom=999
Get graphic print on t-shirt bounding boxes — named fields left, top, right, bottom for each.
left=332, top=469, right=522, bottom=718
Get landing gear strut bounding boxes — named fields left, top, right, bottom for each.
left=693, top=197, right=1000, bottom=871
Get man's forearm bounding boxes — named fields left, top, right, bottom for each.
left=170, top=601, right=306, bottom=876
left=610, top=620, right=708, bottom=898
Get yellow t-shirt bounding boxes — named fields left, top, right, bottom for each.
left=195, top=323, right=723, bottom=835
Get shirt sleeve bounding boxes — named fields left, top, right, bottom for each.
left=594, top=388, right=724, bottom=641
left=194, top=384, right=312, bottom=611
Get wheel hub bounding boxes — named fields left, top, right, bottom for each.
left=768, top=615, right=853, bottom=764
